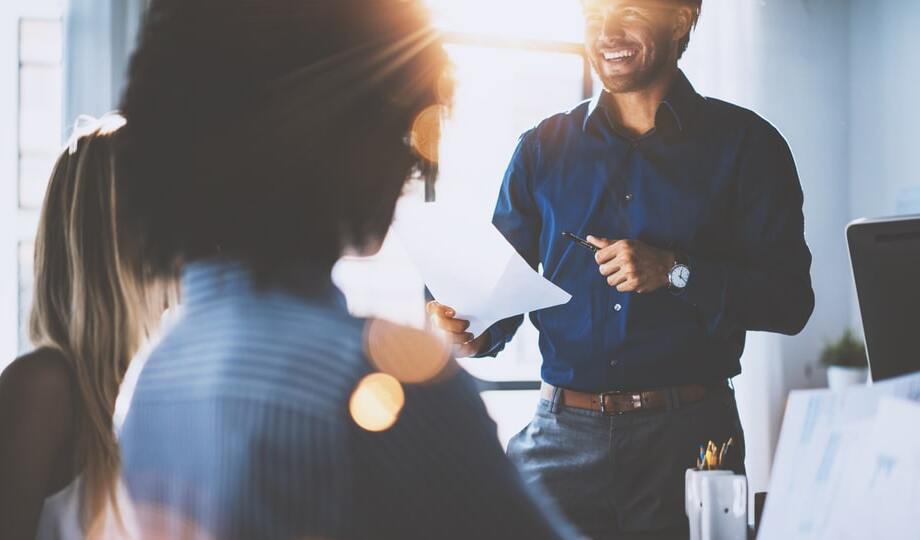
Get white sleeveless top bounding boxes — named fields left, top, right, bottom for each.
left=36, top=475, right=139, bottom=540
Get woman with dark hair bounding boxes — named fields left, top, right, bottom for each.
left=117, top=1, right=578, bottom=539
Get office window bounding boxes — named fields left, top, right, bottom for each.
left=19, top=18, right=63, bottom=210
left=18, top=242, right=34, bottom=352
left=16, top=17, right=64, bottom=354
left=426, top=0, right=584, bottom=43
left=332, top=181, right=430, bottom=330
left=332, top=0, right=591, bottom=444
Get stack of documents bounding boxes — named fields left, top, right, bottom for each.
left=394, top=201, right=571, bottom=338
left=758, top=371, right=920, bottom=539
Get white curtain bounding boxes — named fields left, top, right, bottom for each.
left=64, top=0, right=146, bottom=127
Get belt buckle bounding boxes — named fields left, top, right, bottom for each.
left=597, top=391, right=643, bottom=415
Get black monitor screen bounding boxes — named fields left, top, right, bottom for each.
left=847, top=216, right=920, bottom=381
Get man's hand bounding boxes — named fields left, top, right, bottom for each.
left=588, top=236, right=676, bottom=294
left=426, top=301, right=490, bottom=358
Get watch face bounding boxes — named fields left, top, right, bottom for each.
left=670, top=265, right=690, bottom=288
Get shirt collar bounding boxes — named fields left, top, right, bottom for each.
left=181, top=259, right=347, bottom=312
left=582, top=69, right=703, bottom=137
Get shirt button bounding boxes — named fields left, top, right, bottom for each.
left=613, top=303, right=622, bottom=312
left=610, top=360, right=619, bottom=367
left=624, top=193, right=633, bottom=202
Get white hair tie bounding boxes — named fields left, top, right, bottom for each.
left=67, top=112, right=126, bottom=154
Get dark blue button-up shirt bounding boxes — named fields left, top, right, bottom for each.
left=478, top=70, right=814, bottom=393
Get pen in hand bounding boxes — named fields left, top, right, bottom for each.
left=562, top=231, right=600, bottom=253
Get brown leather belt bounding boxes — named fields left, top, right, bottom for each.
left=541, top=382, right=716, bottom=415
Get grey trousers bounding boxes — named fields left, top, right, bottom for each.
left=507, top=384, right=745, bottom=540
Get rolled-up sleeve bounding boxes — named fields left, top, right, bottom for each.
left=681, top=122, right=815, bottom=338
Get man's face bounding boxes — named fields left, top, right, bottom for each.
left=583, top=0, right=681, bottom=93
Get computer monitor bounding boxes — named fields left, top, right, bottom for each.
left=847, top=215, right=920, bottom=382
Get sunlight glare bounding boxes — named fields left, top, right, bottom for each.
left=349, top=373, right=406, bottom=432
left=424, top=0, right=585, bottom=44
left=409, top=105, right=448, bottom=163
left=364, top=319, right=452, bottom=384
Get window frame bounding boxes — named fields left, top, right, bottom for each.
left=427, top=31, right=594, bottom=392
left=0, top=2, right=65, bottom=369
left=16, top=15, right=64, bottom=356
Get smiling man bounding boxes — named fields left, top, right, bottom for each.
left=430, top=0, right=814, bottom=538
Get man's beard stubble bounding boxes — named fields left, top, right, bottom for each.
left=594, top=28, right=674, bottom=94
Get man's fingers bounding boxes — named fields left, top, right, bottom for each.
left=426, top=301, right=456, bottom=318
left=595, top=247, right=614, bottom=264
left=594, top=238, right=633, bottom=265
left=429, top=310, right=468, bottom=331
left=607, top=272, right=629, bottom=289
left=587, top=236, right=618, bottom=263
left=607, top=264, right=641, bottom=292
left=595, top=238, right=668, bottom=294
left=595, top=244, right=625, bottom=265
left=451, top=332, right=475, bottom=345
left=598, top=260, right=621, bottom=277
left=427, top=301, right=473, bottom=337
left=600, top=251, right=634, bottom=277
left=437, top=317, right=470, bottom=334
left=586, top=235, right=612, bottom=249
left=456, top=336, right=482, bottom=357
left=616, top=278, right=639, bottom=292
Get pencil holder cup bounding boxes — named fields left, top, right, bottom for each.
left=700, top=473, right=747, bottom=540
left=685, top=469, right=732, bottom=540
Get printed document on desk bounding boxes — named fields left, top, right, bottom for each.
left=824, top=397, right=920, bottom=540
left=758, top=371, right=920, bottom=540
left=393, top=201, right=571, bottom=339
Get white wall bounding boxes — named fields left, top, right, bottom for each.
left=849, top=0, right=920, bottom=330
left=0, top=2, right=21, bottom=365
left=850, top=0, right=920, bottom=220
left=681, top=0, right=854, bottom=497
left=683, top=0, right=920, bottom=499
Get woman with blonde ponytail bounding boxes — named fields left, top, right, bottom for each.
left=0, top=114, right=168, bottom=540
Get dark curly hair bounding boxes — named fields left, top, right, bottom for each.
left=118, top=0, right=452, bottom=285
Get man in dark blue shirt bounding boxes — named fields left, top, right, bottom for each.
left=430, top=0, right=814, bottom=537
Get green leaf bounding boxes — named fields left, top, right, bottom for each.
left=819, top=329, right=867, bottom=368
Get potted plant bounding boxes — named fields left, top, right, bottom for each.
left=820, top=329, right=869, bottom=390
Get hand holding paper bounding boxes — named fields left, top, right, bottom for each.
left=395, top=201, right=571, bottom=341
left=425, top=301, right=486, bottom=357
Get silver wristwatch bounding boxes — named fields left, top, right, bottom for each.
left=667, top=255, right=691, bottom=291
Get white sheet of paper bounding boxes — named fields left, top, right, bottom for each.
left=824, top=397, right=920, bottom=540
left=758, top=371, right=920, bottom=540
left=393, top=201, right=571, bottom=338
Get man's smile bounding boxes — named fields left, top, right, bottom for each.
left=601, top=48, right=638, bottom=61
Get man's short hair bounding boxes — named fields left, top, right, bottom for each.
left=581, top=0, right=703, bottom=58
left=118, top=0, right=452, bottom=284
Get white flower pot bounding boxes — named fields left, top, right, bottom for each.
left=827, top=365, right=869, bottom=390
